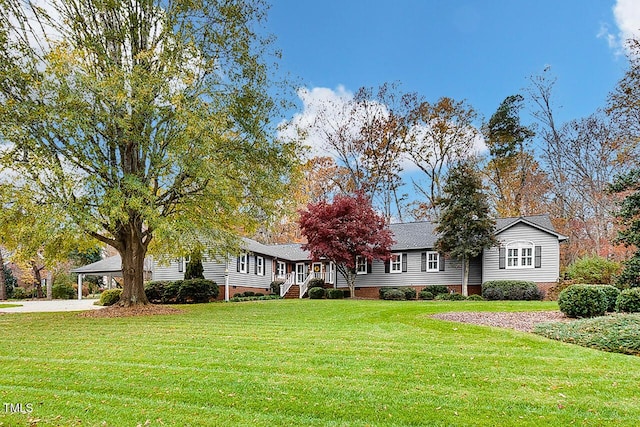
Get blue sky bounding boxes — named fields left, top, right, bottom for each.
left=269, top=0, right=638, bottom=128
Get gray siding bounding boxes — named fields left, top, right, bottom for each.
left=151, top=259, right=183, bottom=282
left=333, top=251, right=480, bottom=288
left=227, top=253, right=275, bottom=291
left=482, top=222, right=560, bottom=283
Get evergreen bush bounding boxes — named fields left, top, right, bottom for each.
left=52, top=283, right=75, bottom=299
left=308, top=287, right=325, bottom=299
left=327, top=289, right=344, bottom=299
left=399, top=287, right=417, bottom=300
left=382, top=289, right=406, bottom=300
left=616, top=288, right=640, bottom=313
left=418, top=290, right=434, bottom=300
left=177, top=279, right=218, bottom=303
left=184, top=252, right=205, bottom=280
left=558, top=284, right=607, bottom=318
left=99, top=289, right=122, bottom=306
left=482, top=280, right=543, bottom=301
left=422, top=285, right=449, bottom=296
left=270, top=280, right=283, bottom=295
left=592, top=285, right=621, bottom=312
left=435, top=292, right=467, bottom=301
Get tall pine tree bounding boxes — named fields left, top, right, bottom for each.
left=435, top=160, right=498, bottom=295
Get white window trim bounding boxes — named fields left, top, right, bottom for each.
left=426, top=251, right=439, bottom=272
left=356, top=256, right=367, bottom=275
left=239, top=253, right=248, bottom=273
left=276, top=261, right=286, bottom=279
left=505, top=241, right=534, bottom=269
left=390, top=253, right=402, bottom=273
left=256, top=256, right=264, bottom=276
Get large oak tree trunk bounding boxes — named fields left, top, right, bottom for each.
left=117, top=221, right=150, bottom=307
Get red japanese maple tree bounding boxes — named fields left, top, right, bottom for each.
left=298, top=192, right=394, bottom=297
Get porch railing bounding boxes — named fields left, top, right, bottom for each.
left=298, top=273, right=316, bottom=299
left=279, top=272, right=295, bottom=298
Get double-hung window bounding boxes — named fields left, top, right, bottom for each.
left=426, top=252, right=439, bottom=272
left=390, top=253, right=402, bottom=273
left=238, top=253, right=248, bottom=273
left=356, top=256, right=368, bottom=275
left=256, top=256, right=264, bottom=276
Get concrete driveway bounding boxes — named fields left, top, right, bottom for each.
left=0, top=299, right=105, bottom=313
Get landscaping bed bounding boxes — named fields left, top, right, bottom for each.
left=432, top=310, right=569, bottom=332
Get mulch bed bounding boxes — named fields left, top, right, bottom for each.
left=431, top=310, right=570, bottom=333
left=78, top=304, right=183, bottom=318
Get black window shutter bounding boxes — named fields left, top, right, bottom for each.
left=236, top=256, right=240, bottom=272
left=367, top=261, right=372, bottom=274
left=499, top=247, right=506, bottom=269
left=384, top=260, right=390, bottom=273
left=402, top=253, right=408, bottom=272
left=246, top=255, right=250, bottom=274
left=535, top=246, right=542, bottom=268
left=421, top=252, right=426, bottom=272
left=254, top=255, right=258, bottom=274
left=178, top=257, right=184, bottom=273
left=439, top=253, right=445, bottom=271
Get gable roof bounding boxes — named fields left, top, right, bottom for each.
left=494, top=214, right=568, bottom=241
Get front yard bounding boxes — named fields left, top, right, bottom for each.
left=0, top=299, right=638, bottom=426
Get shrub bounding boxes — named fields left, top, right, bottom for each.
left=418, top=290, right=434, bottom=300
left=11, top=287, right=26, bottom=299
left=467, top=294, right=484, bottom=301
left=482, top=280, right=543, bottom=301
left=308, top=287, right=326, bottom=299
left=308, top=278, right=325, bottom=289
left=422, top=285, right=449, bottom=296
left=162, top=281, right=182, bottom=303
left=382, top=289, right=406, bottom=301
left=565, top=255, right=621, bottom=285
left=591, top=285, right=621, bottom=312
left=400, top=287, right=417, bottom=300
left=379, top=287, right=394, bottom=299
left=435, top=292, right=466, bottom=301
left=2, top=265, right=16, bottom=297
left=99, top=289, right=122, bottom=306
left=52, top=283, right=75, bottom=299
left=616, top=288, right=640, bottom=313
left=176, top=279, right=218, bottom=303
left=144, top=281, right=167, bottom=303
left=558, top=285, right=607, bottom=318
left=184, top=252, right=205, bottom=280
left=327, top=289, right=344, bottom=299
left=270, top=280, right=283, bottom=295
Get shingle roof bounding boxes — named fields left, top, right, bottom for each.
left=240, top=214, right=566, bottom=261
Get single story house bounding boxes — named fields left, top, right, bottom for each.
left=148, top=214, right=567, bottom=299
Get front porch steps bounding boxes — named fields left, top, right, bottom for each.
left=283, top=284, right=300, bottom=299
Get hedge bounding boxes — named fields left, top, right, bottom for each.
left=308, top=287, right=326, bottom=299
left=482, top=280, right=543, bottom=301
left=144, top=279, right=218, bottom=304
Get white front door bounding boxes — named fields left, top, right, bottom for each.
left=296, top=263, right=306, bottom=284
left=312, top=262, right=322, bottom=279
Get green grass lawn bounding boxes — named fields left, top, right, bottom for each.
left=0, top=299, right=638, bottom=426
left=0, top=303, right=21, bottom=308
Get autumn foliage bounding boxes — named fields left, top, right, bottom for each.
left=298, top=193, right=394, bottom=297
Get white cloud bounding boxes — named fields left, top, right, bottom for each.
left=279, top=86, right=487, bottom=173
left=599, top=0, right=640, bottom=55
